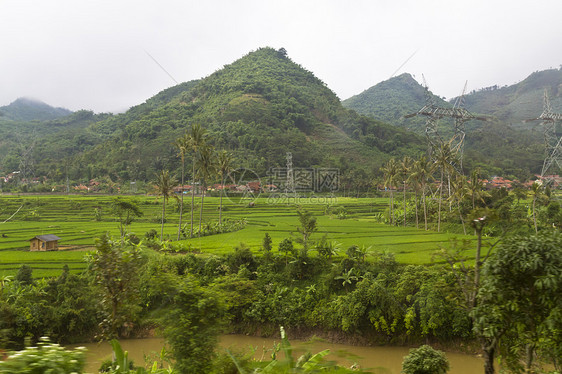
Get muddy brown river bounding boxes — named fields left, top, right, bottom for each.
left=75, top=335, right=484, bottom=373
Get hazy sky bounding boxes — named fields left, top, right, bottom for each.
left=1, top=0, right=561, bottom=113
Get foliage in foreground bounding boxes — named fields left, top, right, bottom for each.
left=228, top=326, right=361, bottom=373
left=0, top=337, right=86, bottom=373
left=473, top=231, right=562, bottom=373
left=100, top=339, right=175, bottom=374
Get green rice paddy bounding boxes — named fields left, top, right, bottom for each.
left=0, top=194, right=476, bottom=277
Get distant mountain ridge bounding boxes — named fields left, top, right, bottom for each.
left=0, top=97, right=72, bottom=122
left=459, top=68, right=562, bottom=126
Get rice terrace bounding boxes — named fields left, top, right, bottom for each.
left=0, top=193, right=474, bottom=278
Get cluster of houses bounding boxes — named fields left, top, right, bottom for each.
left=478, top=175, right=562, bottom=189
left=1, top=171, right=20, bottom=183
left=71, top=179, right=103, bottom=192
left=173, top=182, right=277, bottom=194
left=378, top=174, right=562, bottom=192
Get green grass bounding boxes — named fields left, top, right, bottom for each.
left=0, top=194, right=477, bottom=277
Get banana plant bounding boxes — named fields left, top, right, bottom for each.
left=228, top=326, right=355, bottom=373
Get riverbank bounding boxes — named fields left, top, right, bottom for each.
left=229, top=324, right=482, bottom=356
left=75, top=335, right=484, bottom=374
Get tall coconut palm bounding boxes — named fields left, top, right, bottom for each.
left=187, top=124, right=208, bottom=238
left=400, top=156, right=412, bottom=227
left=174, top=133, right=190, bottom=240
left=411, top=156, right=433, bottom=230
left=468, top=168, right=485, bottom=210
left=153, top=170, right=178, bottom=241
left=531, top=181, right=543, bottom=233
left=194, top=144, right=216, bottom=237
left=408, top=158, right=421, bottom=229
left=381, top=158, right=398, bottom=225
left=217, top=150, right=234, bottom=226
left=434, top=143, right=455, bottom=232
left=449, top=174, right=469, bottom=234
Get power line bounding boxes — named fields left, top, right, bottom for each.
left=144, top=50, right=179, bottom=84
left=389, top=50, right=418, bottom=79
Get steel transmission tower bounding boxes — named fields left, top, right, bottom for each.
left=285, top=152, right=295, bottom=194
left=529, top=90, right=562, bottom=178
left=404, top=77, right=487, bottom=171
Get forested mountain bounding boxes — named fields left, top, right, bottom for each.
left=342, top=73, right=450, bottom=131
left=342, top=69, right=562, bottom=131
left=4, top=48, right=424, bottom=183
left=0, top=98, right=72, bottom=122
left=5, top=50, right=555, bottom=185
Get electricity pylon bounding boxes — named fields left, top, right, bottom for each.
left=528, top=90, right=562, bottom=179
left=285, top=152, right=295, bottom=194
left=404, top=77, right=487, bottom=172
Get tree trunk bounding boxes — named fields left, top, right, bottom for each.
left=388, top=189, right=393, bottom=224
left=414, top=190, right=419, bottom=229
left=403, top=180, right=406, bottom=227
left=177, top=157, right=185, bottom=241
left=161, top=198, right=166, bottom=241
left=438, top=170, right=444, bottom=232
left=219, top=174, right=224, bottom=227
left=458, top=201, right=466, bottom=235
left=422, top=187, right=428, bottom=231
left=472, top=226, right=483, bottom=308
left=525, top=343, right=535, bottom=374
left=482, top=342, right=496, bottom=374
left=199, top=182, right=205, bottom=237
left=533, top=196, right=538, bottom=233
left=390, top=190, right=395, bottom=225
left=190, top=160, right=195, bottom=238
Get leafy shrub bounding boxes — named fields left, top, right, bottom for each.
left=401, top=345, right=449, bottom=374
left=183, top=218, right=247, bottom=238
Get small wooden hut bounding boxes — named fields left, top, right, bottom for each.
left=29, top=235, right=61, bottom=251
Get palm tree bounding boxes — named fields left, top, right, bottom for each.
left=194, top=144, right=216, bottom=237
left=408, top=158, right=421, bottom=229
left=216, top=150, right=234, bottom=227
left=449, top=174, right=469, bottom=234
left=468, top=168, right=486, bottom=210
left=531, top=181, right=543, bottom=233
left=400, top=156, right=412, bottom=227
left=187, top=124, right=208, bottom=238
left=153, top=170, right=178, bottom=241
left=434, top=143, right=455, bottom=232
left=381, top=158, right=398, bottom=225
left=174, top=133, right=190, bottom=240
left=411, top=156, right=433, bottom=230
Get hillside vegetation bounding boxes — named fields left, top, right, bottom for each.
left=461, top=68, right=562, bottom=126
left=342, top=73, right=450, bottom=131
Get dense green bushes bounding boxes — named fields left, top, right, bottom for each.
left=0, top=238, right=474, bottom=352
